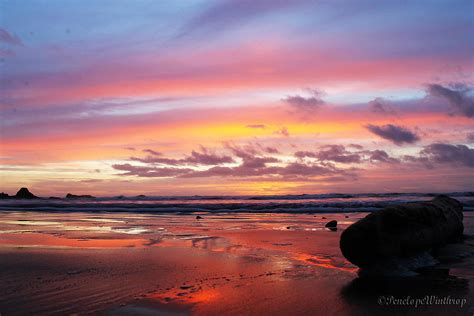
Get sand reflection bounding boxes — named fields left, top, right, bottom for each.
left=2, top=211, right=471, bottom=315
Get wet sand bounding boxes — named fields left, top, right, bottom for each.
left=0, top=211, right=473, bottom=315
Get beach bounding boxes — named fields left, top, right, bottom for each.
left=1, top=206, right=473, bottom=315
left=3, top=0, right=474, bottom=314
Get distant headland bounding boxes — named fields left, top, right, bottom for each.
left=0, top=187, right=96, bottom=200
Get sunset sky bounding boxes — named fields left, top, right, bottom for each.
left=1, top=0, right=473, bottom=196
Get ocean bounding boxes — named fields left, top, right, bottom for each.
left=1, top=192, right=473, bottom=213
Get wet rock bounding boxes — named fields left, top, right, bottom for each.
left=340, top=196, right=464, bottom=270
left=15, top=187, right=39, bottom=199
left=325, top=220, right=338, bottom=228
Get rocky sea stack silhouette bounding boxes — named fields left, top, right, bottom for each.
left=1, top=187, right=40, bottom=199
left=15, top=187, right=39, bottom=199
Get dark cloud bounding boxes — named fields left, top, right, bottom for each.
left=186, top=148, right=234, bottom=165
left=316, top=145, right=362, bottom=163
left=0, top=28, right=23, bottom=46
left=421, top=143, right=474, bottom=168
left=282, top=89, right=325, bottom=112
left=223, top=143, right=279, bottom=170
left=113, top=164, right=193, bottom=177
left=366, top=124, right=420, bottom=145
left=130, top=147, right=234, bottom=166
left=241, top=156, right=278, bottom=168
left=276, top=162, right=337, bottom=177
left=401, top=155, right=433, bottom=169
left=246, top=124, right=266, bottom=129
left=294, top=151, right=318, bottom=159
left=181, top=156, right=279, bottom=178
left=143, top=149, right=161, bottom=156
left=366, top=150, right=400, bottom=164
left=180, top=161, right=340, bottom=179
left=130, top=156, right=182, bottom=165
left=179, top=166, right=234, bottom=178
left=114, top=142, right=349, bottom=180
left=295, top=145, right=399, bottom=165
left=368, top=97, right=397, bottom=116
left=224, top=142, right=260, bottom=159
left=264, top=147, right=279, bottom=154
left=348, top=144, right=364, bottom=150
left=426, top=83, right=474, bottom=118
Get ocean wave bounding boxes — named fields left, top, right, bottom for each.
left=0, top=192, right=473, bottom=213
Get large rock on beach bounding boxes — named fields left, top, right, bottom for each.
left=340, top=196, right=463, bottom=269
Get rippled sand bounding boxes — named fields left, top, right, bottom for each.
left=0, top=211, right=473, bottom=315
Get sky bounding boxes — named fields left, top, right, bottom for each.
left=0, top=0, right=473, bottom=196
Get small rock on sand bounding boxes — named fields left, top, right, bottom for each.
left=325, top=220, right=337, bottom=228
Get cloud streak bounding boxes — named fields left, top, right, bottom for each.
left=0, top=28, right=23, bottom=46
left=246, top=124, right=266, bottom=129
left=368, top=98, right=397, bottom=116
left=282, top=89, right=325, bottom=112
left=112, top=144, right=352, bottom=180
left=131, top=147, right=234, bottom=166
left=112, top=164, right=192, bottom=177
left=421, top=143, right=474, bottom=168
left=366, top=124, right=420, bottom=145
left=177, top=0, right=304, bottom=38
left=427, top=84, right=474, bottom=118
left=295, top=145, right=399, bottom=165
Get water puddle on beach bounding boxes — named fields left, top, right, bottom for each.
left=0, top=211, right=362, bottom=251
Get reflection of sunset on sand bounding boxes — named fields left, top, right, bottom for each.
left=1, top=211, right=473, bottom=315
left=0, top=211, right=362, bottom=314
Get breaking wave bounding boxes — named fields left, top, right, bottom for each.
left=1, top=192, right=473, bottom=213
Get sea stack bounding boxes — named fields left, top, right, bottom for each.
left=340, top=196, right=463, bottom=269
left=15, top=187, right=39, bottom=199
